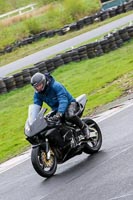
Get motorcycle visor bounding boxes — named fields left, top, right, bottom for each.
left=32, top=82, right=45, bottom=92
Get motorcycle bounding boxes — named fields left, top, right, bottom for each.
left=24, top=94, right=102, bottom=178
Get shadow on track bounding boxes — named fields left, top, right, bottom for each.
left=40, top=150, right=107, bottom=185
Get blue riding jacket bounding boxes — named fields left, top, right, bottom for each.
left=33, top=74, right=76, bottom=114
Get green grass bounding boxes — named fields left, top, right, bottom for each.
left=0, top=39, right=133, bottom=163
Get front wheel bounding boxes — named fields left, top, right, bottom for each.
left=31, top=146, right=57, bottom=178
left=82, top=118, right=102, bottom=154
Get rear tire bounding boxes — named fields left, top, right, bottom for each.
left=31, top=146, right=57, bottom=178
left=83, top=118, right=102, bottom=154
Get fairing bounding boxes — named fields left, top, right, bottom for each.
left=25, top=104, right=47, bottom=137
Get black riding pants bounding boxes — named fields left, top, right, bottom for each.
left=65, top=102, right=84, bottom=129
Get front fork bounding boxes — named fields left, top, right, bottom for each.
left=32, top=138, right=51, bottom=160
left=45, top=138, right=51, bottom=160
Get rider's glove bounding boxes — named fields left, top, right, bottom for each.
left=51, top=112, right=62, bottom=122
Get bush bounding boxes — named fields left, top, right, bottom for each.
left=24, top=18, right=43, bottom=34
left=0, top=22, right=30, bottom=49
left=0, top=28, right=15, bottom=49
left=44, top=4, right=73, bottom=29
left=63, top=0, right=99, bottom=20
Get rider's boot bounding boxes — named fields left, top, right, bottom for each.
left=81, top=124, right=90, bottom=140
left=69, top=115, right=90, bottom=140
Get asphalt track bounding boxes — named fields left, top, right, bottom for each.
left=0, top=13, right=133, bottom=77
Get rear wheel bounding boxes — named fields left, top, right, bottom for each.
left=83, top=118, right=102, bottom=154
left=31, top=146, right=57, bottom=178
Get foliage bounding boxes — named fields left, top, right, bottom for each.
left=43, top=4, right=73, bottom=29
left=24, top=18, right=43, bottom=34
left=63, top=0, right=99, bottom=20
left=0, top=0, right=100, bottom=49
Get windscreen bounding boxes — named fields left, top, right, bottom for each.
left=28, top=104, right=41, bottom=125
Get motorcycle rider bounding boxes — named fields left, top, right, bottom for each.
left=30, top=72, right=90, bottom=139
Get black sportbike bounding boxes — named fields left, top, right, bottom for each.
left=24, top=94, right=102, bottom=178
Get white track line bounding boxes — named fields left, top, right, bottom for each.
left=94, top=99, right=133, bottom=123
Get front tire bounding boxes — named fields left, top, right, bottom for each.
left=83, top=118, right=102, bottom=154
left=31, top=146, right=57, bottom=178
